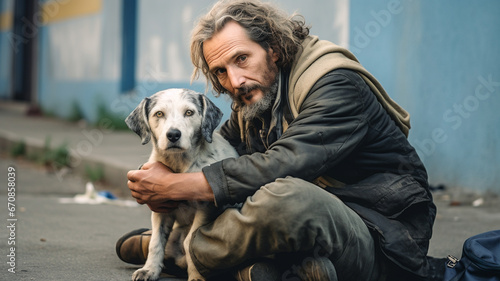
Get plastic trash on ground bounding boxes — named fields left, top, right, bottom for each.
left=59, top=182, right=138, bottom=207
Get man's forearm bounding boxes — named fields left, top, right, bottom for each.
left=128, top=162, right=215, bottom=206
left=169, top=172, right=215, bottom=202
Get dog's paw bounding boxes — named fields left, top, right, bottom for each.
left=132, top=267, right=160, bottom=281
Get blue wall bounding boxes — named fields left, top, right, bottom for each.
left=0, top=0, right=13, bottom=98
left=2, top=0, right=348, bottom=124
left=350, top=0, right=500, bottom=193
left=1, top=0, right=499, bottom=193
left=36, top=0, right=123, bottom=122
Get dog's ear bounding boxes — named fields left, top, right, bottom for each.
left=125, top=97, right=152, bottom=145
left=200, top=95, right=223, bottom=143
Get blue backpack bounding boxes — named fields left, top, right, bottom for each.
left=444, top=230, right=500, bottom=281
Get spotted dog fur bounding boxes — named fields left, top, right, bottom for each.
left=126, top=89, right=238, bottom=281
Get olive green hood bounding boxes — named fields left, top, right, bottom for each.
left=288, top=35, right=411, bottom=137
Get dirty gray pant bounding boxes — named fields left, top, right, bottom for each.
left=189, top=177, right=380, bottom=280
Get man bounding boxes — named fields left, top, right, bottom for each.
left=118, top=0, right=440, bottom=280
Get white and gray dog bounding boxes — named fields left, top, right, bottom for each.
left=125, top=89, right=238, bottom=281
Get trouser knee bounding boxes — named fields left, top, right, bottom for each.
left=246, top=177, right=347, bottom=231
left=190, top=176, right=377, bottom=280
left=251, top=177, right=377, bottom=278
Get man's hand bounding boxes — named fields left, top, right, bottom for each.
left=128, top=162, right=181, bottom=212
left=127, top=161, right=172, bottom=204
left=127, top=161, right=215, bottom=212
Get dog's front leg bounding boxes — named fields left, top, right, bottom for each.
left=133, top=212, right=175, bottom=281
left=184, top=204, right=216, bottom=281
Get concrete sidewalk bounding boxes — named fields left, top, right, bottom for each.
left=0, top=157, right=185, bottom=281
left=1, top=101, right=500, bottom=280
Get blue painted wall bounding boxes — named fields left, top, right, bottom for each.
left=6, top=0, right=348, bottom=124
left=350, top=0, right=500, bottom=193
left=0, top=0, right=13, bottom=98
left=1, top=0, right=499, bottom=193
left=36, top=0, right=122, bottom=122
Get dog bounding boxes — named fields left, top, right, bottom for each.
left=125, top=88, right=239, bottom=281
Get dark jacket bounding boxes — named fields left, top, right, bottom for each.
left=202, top=68, right=436, bottom=280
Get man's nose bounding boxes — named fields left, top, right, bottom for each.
left=227, top=66, right=245, bottom=91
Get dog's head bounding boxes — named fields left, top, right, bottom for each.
left=125, top=89, right=223, bottom=152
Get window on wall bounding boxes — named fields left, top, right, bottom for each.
left=120, top=0, right=137, bottom=93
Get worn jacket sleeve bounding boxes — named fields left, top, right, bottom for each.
left=203, top=70, right=370, bottom=206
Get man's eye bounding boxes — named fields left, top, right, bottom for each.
left=185, top=110, right=194, bottom=116
left=215, top=68, right=226, bottom=76
left=155, top=111, right=164, bottom=118
left=237, top=55, right=247, bottom=63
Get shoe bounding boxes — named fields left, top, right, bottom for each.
left=234, top=260, right=281, bottom=281
left=235, top=257, right=337, bottom=281
left=116, top=228, right=189, bottom=278
left=298, top=257, right=337, bottom=281
left=115, top=228, right=151, bottom=265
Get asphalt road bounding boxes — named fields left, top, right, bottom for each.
left=0, top=157, right=173, bottom=281
left=1, top=156, right=499, bottom=281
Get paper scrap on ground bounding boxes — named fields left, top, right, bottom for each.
left=59, top=182, right=139, bottom=207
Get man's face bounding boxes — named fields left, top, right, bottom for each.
left=203, top=21, right=280, bottom=109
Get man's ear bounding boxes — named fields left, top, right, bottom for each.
left=269, top=45, right=280, bottom=63
left=125, top=97, right=152, bottom=145
left=199, top=94, right=223, bottom=143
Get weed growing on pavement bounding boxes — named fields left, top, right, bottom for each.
left=68, top=101, right=85, bottom=122
left=10, top=140, right=26, bottom=157
left=39, top=137, right=71, bottom=170
left=96, top=103, right=128, bottom=131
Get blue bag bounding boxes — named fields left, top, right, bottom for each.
left=444, top=230, right=500, bottom=281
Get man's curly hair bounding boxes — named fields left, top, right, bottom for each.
left=190, top=0, right=310, bottom=96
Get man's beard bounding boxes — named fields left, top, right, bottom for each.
left=239, top=75, right=279, bottom=121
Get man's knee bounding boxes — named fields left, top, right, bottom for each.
left=248, top=177, right=345, bottom=217
left=242, top=177, right=351, bottom=236
left=247, top=177, right=318, bottom=213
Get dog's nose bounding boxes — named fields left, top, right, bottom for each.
left=167, top=129, right=181, bottom=143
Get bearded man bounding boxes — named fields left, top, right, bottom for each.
left=118, top=1, right=441, bottom=280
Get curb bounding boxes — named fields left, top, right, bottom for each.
left=0, top=129, right=132, bottom=197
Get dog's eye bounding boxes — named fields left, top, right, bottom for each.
left=185, top=110, right=194, bottom=117
left=155, top=111, right=164, bottom=118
